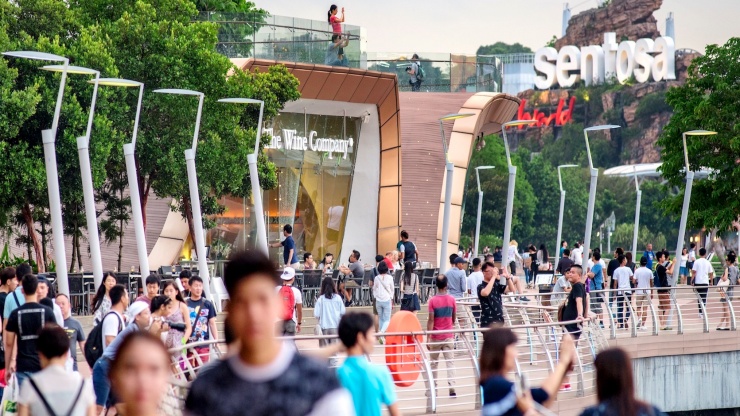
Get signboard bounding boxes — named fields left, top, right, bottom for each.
left=262, top=128, right=354, bottom=159
left=516, top=97, right=576, bottom=129
left=534, top=32, right=676, bottom=89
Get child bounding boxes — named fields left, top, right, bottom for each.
left=337, top=312, right=400, bottom=416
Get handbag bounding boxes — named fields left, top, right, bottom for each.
left=400, top=274, right=418, bottom=311
left=557, top=297, right=567, bottom=322
left=538, top=262, right=552, bottom=271
left=314, top=324, right=323, bottom=336
left=1, top=374, right=18, bottom=416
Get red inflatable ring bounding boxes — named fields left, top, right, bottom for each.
left=384, top=311, right=424, bottom=387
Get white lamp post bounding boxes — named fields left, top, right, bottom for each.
left=474, top=166, right=495, bottom=259
left=42, top=65, right=105, bottom=288
left=582, top=125, right=620, bottom=267
left=217, top=98, right=268, bottom=254
left=672, top=130, right=717, bottom=285
left=631, top=166, right=641, bottom=263
left=3, top=51, right=71, bottom=295
left=153, top=89, right=211, bottom=299
left=500, top=120, right=534, bottom=268
left=554, top=164, right=578, bottom=271
left=95, top=78, right=149, bottom=278
left=438, top=113, right=474, bottom=273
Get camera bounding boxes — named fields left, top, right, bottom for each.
left=165, top=321, right=187, bottom=331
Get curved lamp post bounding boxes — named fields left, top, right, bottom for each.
left=672, top=130, right=717, bottom=285
left=153, top=89, right=211, bottom=299
left=500, top=120, right=534, bottom=266
left=43, top=65, right=106, bottom=288
left=582, top=125, right=620, bottom=267
left=94, top=78, right=149, bottom=278
left=217, top=98, right=268, bottom=255
left=474, top=166, right=495, bottom=259
left=554, top=164, right=578, bottom=271
left=438, top=113, right=474, bottom=273
left=631, top=166, right=641, bottom=263
left=3, top=51, right=71, bottom=295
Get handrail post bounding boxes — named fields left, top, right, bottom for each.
left=626, top=293, right=638, bottom=337
left=412, top=336, right=437, bottom=413
left=459, top=328, right=483, bottom=408
left=534, top=327, right=556, bottom=372
left=697, top=287, right=709, bottom=332
left=603, top=290, right=617, bottom=339
left=729, top=285, right=737, bottom=331
left=673, top=288, right=684, bottom=334
left=647, top=289, right=659, bottom=336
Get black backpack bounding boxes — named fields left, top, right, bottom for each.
left=84, top=311, right=122, bottom=367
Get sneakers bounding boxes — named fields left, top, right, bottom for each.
left=449, top=389, right=457, bottom=398
left=559, top=383, right=572, bottom=392
left=520, top=296, right=530, bottom=302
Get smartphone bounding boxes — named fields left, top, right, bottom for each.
left=515, top=374, right=530, bottom=397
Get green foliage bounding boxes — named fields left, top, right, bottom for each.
left=657, top=37, right=740, bottom=231
left=634, top=91, right=670, bottom=126
left=545, top=36, right=557, bottom=48
left=476, top=42, right=533, bottom=56
left=610, top=224, right=666, bottom=253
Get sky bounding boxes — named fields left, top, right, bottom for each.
left=255, top=0, right=737, bottom=55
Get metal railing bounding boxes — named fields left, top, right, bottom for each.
left=163, top=303, right=604, bottom=415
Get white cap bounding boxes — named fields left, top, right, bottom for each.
left=281, top=267, right=296, bottom=281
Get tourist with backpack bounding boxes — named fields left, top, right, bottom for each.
left=407, top=54, right=424, bottom=91
left=277, top=267, right=303, bottom=336
left=186, top=276, right=219, bottom=366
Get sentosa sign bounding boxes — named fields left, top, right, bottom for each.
left=534, top=32, right=676, bottom=89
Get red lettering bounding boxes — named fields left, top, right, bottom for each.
left=514, top=97, right=577, bottom=128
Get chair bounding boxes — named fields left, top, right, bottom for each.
left=360, top=270, right=374, bottom=306
left=302, top=270, right=323, bottom=308
left=159, top=266, right=174, bottom=276
left=393, top=270, right=403, bottom=303
left=67, top=273, right=87, bottom=315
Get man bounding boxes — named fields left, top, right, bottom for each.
left=187, top=276, right=219, bottom=364
left=337, top=312, right=399, bottom=416
left=466, top=258, right=484, bottom=296
left=570, top=242, right=583, bottom=266
left=687, top=242, right=697, bottom=271
left=655, top=250, right=671, bottom=329
left=55, top=294, right=86, bottom=372
left=561, top=265, right=586, bottom=347
left=340, top=250, right=364, bottom=279
left=324, top=34, right=349, bottom=66
left=4, top=263, right=31, bottom=320
left=35, top=276, right=63, bottom=325
left=427, top=275, right=457, bottom=398
left=270, top=224, right=300, bottom=268
left=692, top=247, right=714, bottom=318
left=135, top=274, right=161, bottom=305
left=634, top=256, right=653, bottom=330
left=556, top=248, right=574, bottom=276
left=446, top=257, right=468, bottom=299
left=550, top=273, right=571, bottom=305
left=186, top=250, right=354, bottom=416
left=399, top=230, right=419, bottom=266
left=607, top=247, right=624, bottom=291
left=4, top=274, right=56, bottom=387
left=179, top=269, right=192, bottom=298
left=559, top=240, right=568, bottom=258
left=18, top=326, right=96, bottom=416
left=277, top=267, right=303, bottom=336
left=406, top=53, right=422, bottom=92
left=97, top=285, right=128, bottom=368
left=613, top=255, right=634, bottom=329
left=492, top=246, right=503, bottom=264
left=478, top=262, right=515, bottom=327
left=644, top=243, right=656, bottom=271
left=586, top=251, right=605, bottom=327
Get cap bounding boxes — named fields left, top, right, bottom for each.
left=281, top=267, right=296, bottom=280
left=127, top=301, right=149, bottom=321
left=453, top=257, right=467, bottom=264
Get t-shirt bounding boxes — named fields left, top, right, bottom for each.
left=656, top=263, right=669, bottom=289
left=325, top=42, right=341, bottom=65
left=551, top=276, right=571, bottom=304
left=347, top=261, right=364, bottom=279
left=134, top=295, right=153, bottom=305
left=634, top=267, right=653, bottom=295
left=446, top=268, right=467, bottom=298
left=692, top=257, right=714, bottom=285
left=614, top=266, right=634, bottom=294
left=478, top=280, right=507, bottom=327
left=101, top=310, right=124, bottom=350
left=314, top=294, right=345, bottom=330
left=493, top=251, right=503, bottom=263
left=428, top=294, right=456, bottom=340
left=18, top=364, right=95, bottom=416
left=570, top=247, right=583, bottom=265
left=481, top=375, right=548, bottom=416
left=383, top=258, right=394, bottom=271
left=3, top=288, right=24, bottom=319
left=607, top=258, right=620, bottom=283
left=5, top=302, right=56, bottom=373
left=281, top=236, right=299, bottom=265
left=644, top=250, right=656, bottom=270
left=187, top=297, right=217, bottom=342
left=186, top=343, right=353, bottom=416
left=63, top=317, right=86, bottom=371
left=275, top=285, right=303, bottom=323
left=409, top=62, right=419, bottom=83
left=329, top=15, right=342, bottom=33
left=562, top=282, right=586, bottom=322
left=466, top=271, right=484, bottom=295
left=556, top=257, right=574, bottom=275
left=590, top=263, right=604, bottom=290
left=327, top=206, right=344, bottom=231
left=337, top=356, right=396, bottom=416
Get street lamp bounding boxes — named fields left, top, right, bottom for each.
left=438, top=113, right=474, bottom=273
left=673, top=130, right=717, bottom=285
left=3, top=51, right=71, bottom=295
left=554, top=164, right=578, bottom=271
left=631, top=166, right=641, bottom=263
left=500, top=120, right=534, bottom=267
left=94, top=78, right=149, bottom=278
left=474, top=166, right=495, bottom=259
left=217, top=98, right=268, bottom=254
left=582, top=124, right=620, bottom=267
left=43, top=65, right=106, bottom=288
left=153, top=89, right=211, bottom=299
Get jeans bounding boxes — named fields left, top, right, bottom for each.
left=409, top=79, right=421, bottom=91
left=617, top=292, right=632, bottom=325
left=377, top=300, right=392, bottom=332
left=92, top=357, right=113, bottom=407
left=15, top=371, right=32, bottom=388
left=695, top=284, right=709, bottom=313
left=326, top=57, right=348, bottom=67
left=524, top=268, right=531, bottom=285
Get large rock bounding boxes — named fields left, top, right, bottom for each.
left=556, top=0, right=663, bottom=49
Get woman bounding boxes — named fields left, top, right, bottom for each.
left=314, top=277, right=346, bottom=346
left=320, top=253, right=334, bottom=274
left=303, top=252, right=318, bottom=270
left=479, top=326, right=576, bottom=416
left=162, top=281, right=192, bottom=365
left=579, top=348, right=667, bottom=416
left=507, top=240, right=523, bottom=276
left=537, top=244, right=550, bottom=271
left=109, top=331, right=173, bottom=416
left=399, top=261, right=420, bottom=313
left=679, top=247, right=689, bottom=284
left=327, top=4, right=345, bottom=34
left=92, top=272, right=118, bottom=325
left=625, top=252, right=635, bottom=273
left=373, top=261, right=394, bottom=334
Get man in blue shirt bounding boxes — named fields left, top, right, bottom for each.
left=337, top=312, right=399, bottom=416
left=587, top=252, right=605, bottom=327
left=270, top=224, right=300, bottom=268
left=445, top=257, right=468, bottom=299
left=643, top=243, right=656, bottom=270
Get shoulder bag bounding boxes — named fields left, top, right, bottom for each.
left=400, top=275, right=418, bottom=311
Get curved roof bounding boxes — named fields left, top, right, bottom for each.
left=603, top=163, right=713, bottom=179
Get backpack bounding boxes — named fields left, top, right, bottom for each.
left=415, top=62, right=424, bottom=81
left=279, top=285, right=296, bottom=321
left=84, top=311, right=122, bottom=367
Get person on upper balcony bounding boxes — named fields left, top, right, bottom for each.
left=325, top=34, right=349, bottom=67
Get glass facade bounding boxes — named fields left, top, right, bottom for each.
left=207, top=113, right=363, bottom=265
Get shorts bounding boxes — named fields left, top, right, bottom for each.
left=564, top=323, right=581, bottom=341
left=680, top=266, right=688, bottom=276
left=590, top=292, right=604, bottom=314
left=634, top=293, right=650, bottom=308
left=509, top=261, right=517, bottom=275
left=281, top=319, right=297, bottom=336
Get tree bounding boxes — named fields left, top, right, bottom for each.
left=476, top=42, right=533, bottom=56
left=657, top=37, right=740, bottom=232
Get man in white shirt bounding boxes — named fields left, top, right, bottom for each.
left=550, top=275, right=571, bottom=305
left=466, top=258, right=484, bottom=296
left=276, top=267, right=303, bottom=336
left=101, top=285, right=128, bottom=350
left=613, top=255, right=634, bottom=329
left=570, top=242, right=583, bottom=266
left=633, top=256, right=653, bottom=330
left=691, top=247, right=714, bottom=318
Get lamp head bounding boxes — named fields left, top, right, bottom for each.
left=439, top=113, right=474, bottom=121
left=585, top=124, right=620, bottom=132
left=218, top=98, right=264, bottom=105
left=93, top=78, right=142, bottom=87
left=476, top=165, right=495, bottom=171
left=503, top=120, right=536, bottom=128
left=684, top=130, right=717, bottom=136
left=2, top=51, right=66, bottom=62
left=153, top=88, right=202, bottom=96
left=558, top=164, right=578, bottom=169
left=41, top=65, right=98, bottom=75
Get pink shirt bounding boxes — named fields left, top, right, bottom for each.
left=330, top=15, right=342, bottom=33
left=428, top=294, right=456, bottom=340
